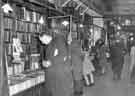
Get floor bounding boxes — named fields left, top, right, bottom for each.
left=84, top=55, right=135, bottom=96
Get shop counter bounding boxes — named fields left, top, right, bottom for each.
left=8, top=70, right=45, bottom=96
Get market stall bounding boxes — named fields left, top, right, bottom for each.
left=0, top=0, right=51, bottom=96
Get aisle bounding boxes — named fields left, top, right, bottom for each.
left=84, top=55, right=135, bottom=96
left=84, top=72, right=129, bottom=96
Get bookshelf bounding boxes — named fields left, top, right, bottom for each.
left=4, top=5, right=46, bottom=77
left=2, top=3, right=48, bottom=96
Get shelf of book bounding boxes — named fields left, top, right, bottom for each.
left=4, top=5, right=46, bottom=80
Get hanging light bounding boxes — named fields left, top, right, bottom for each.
left=39, top=16, right=44, bottom=24
left=117, top=31, right=120, bottom=36
left=130, top=33, right=133, bottom=36
left=110, top=21, right=114, bottom=26
left=125, top=19, right=131, bottom=25
left=130, top=37, right=134, bottom=41
left=117, top=25, right=121, bottom=30
left=2, top=3, right=13, bottom=13
left=79, top=24, right=83, bottom=28
left=90, top=28, right=93, bottom=32
left=48, top=0, right=55, bottom=4
left=62, top=20, right=69, bottom=26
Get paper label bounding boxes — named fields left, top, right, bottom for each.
left=54, top=48, right=58, bottom=56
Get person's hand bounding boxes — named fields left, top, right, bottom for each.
left=42, top=60, right=52, bottom=68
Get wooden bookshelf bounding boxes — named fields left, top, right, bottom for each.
left=0, top=0, right=68, bottom=96
left=3, top=5, right=47, bottom=96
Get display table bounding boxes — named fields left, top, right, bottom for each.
left=8, top=70, right=45, bottom=96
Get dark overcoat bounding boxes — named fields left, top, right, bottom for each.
left=70, top=40, right=83, bottom=80
left=99, top=45, right=107, bottom=69
left=44, top=35, right=73, bottom=96
left=110, top=45, right=124, bottom=74
left=70, top=40, right=83, bottom=95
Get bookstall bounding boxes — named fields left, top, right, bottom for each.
left=0, top=0, right=51, bottom=96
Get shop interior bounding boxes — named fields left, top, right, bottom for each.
left=1, top=0, right=135, bottom=96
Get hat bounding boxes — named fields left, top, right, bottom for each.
left=39, top=32, right=52, bottom=45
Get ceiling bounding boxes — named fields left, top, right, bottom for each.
left=60, top=0, right=135, bottom=16
left=105, top=0, right=135, bottom=15
left=9, top=0, right=135, bottom=16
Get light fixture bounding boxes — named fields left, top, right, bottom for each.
left=2, top=3, right=13, bottom=13
left=117, top=25, right=121, bottom=30
left=117, top=32, right=120, bottom=36
left=79, top=24, right=83, bottom=28
left=90, top=28, right=93, bottom=32
left=62, top=20, right=69, bottom=26
left=48, top=0, right=55, bottom=4
left=110, top=21, right=114, bottom=26
left=116, top=39, right=120, bottom=43
left=130, top=37, right=134, bottom=41
left=130, top=33, right=133, bottom=36
left=39, top=16, right=44, bottom=24
left=125, top=19, right=131, bottom=25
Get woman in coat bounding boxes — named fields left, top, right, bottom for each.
left=110, top=40, right=124, bottom=80
left=40, top=29, right=73, bottom=96
left=83, top=51, right=95, bottom=86
left=98, top=41, right=107, bottom=74
left=70, top=40, right=84, bottom=96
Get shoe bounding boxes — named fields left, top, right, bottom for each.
left=74, top=91, right=83, bottom=96
left=84, top=83, right=90, bottom=87
left=89, top=83, right=95, bottom=87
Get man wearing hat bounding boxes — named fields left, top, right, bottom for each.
left=70, top=39, right=84, bottom=96
left=110, top=39, right=125, bottom=80
left=39, top=26, right=73, bottom=96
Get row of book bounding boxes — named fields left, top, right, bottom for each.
left=4, top=31, right=31, bottom=44
left=16, top=33, right=31, bottom=44
left=4, top=17, right=43, bottom=33
left=4, top=6, right=46, bottom=75
left=4, top=17, right=13, bottom=30
left=4, top=30, right=13, bottom=42
left=16, top=20, right=42, bottom=33
left=16, top=6, right=43, bottom=23
left=31, top=35, right=40, bottom=54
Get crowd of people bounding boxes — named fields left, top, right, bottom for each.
left=39, top=28, right=135, bottom=96
left=82, top=37, right=135, bottom=86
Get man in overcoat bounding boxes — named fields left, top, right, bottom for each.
left=40, top=28, right=73, bottom=96
left=110, top=40, right=124, bottom=80
left=70, top=39, right=84, bottom=96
